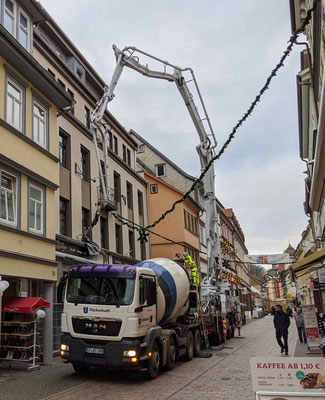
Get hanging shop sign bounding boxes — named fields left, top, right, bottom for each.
left=318, top=267, right=325, bottom=291
left=244, top=254, right=290, bottom=265
left=250, top=357, right=325, bottom=393
left=302, top=305, right=320, bottom=346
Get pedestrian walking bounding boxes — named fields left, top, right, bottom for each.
left=274, top=304, right=290, bottom=355
left=294, top=307, right=307, bottom=344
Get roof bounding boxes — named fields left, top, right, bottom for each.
left=2, top=297, right=50, bottom=313
left=131, top=129, right=197, bottom=181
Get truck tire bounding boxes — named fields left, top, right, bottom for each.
left=72, top=363, right=90, bottom=374
left=194, top=329, right=201, bottom=356
left=185, top=330, right=194, bottom=361
left=165, top=336, right=176, bottom=370
left=146, top=340, right=160, bottom=379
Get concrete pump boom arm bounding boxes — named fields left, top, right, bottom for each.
left=90, top=45, right=221, bottom=278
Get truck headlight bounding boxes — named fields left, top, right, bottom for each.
left=61, top=344, right=69, bottom=351
left=123, top=350, right=136, bottom=357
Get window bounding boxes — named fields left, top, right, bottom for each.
left=137, top=144, right=145, bottom=153
left=184, top=210, right=198, bottom=235
left=122, top=144, right=127, bottom=162
left=126, top=182, right=133, bottom=209
left=114, top=172, right=121, bottom=203
left=100, top=217, right=108, bottom=249
left=59, top=197, right=68, bottom=236
left=82, top=208, right=89, bottom=232
left=29, top=184, right=43, bottom=234
left=59, top=132, right=68, bottom=168
left=0, top=171, right=16, bottom=225
left=84, top=106, right=90, bottom=128
left=48, top=68, right=55, bottom=79
left=80, top=148, right=89, bottom=181
left=57, top=79, right=65, bottom=90
left=67, top=89, right=74, bottom=115
left=108, top=131, right=113, bottom=150
left=3, top=1, right=31, bottom=51
left=138, top=190, right=144, bottom=216
left=4, top=0, right=15, bottom=35
left=156, top=164, right=165, bottom=177
left=6, top=78, right=23, bottom=131
left=150, top=184, right=158, bottom=194
left=113, top=136, right=118, bottom=154
left=18, top=9, right=29, bottom=50
left=127, top=149, right=131, bottom=166
left=139, top=276, right=155, bottom=306
left=115, top=223, right=123, bottom=254
left=129, top=230, right=135, bottom=258
left=33, top=100, right=47, bottom=148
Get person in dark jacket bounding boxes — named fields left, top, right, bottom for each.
left=274, top=304, right=290, bottom=355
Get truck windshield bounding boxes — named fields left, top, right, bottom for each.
left=66, top=277, right=135, bottom=306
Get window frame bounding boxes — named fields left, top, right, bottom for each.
left=28, top=181, right=45, bottom=235
left=18, top=7, right=30, bottom=51
left=150, top=184, right=158, bottom=194
left=155, top=164, right=166, bottom=177
left=0, top=169, right=18, bottom=227
left=59, top=131, right=69, bottom=169
left=6, top=76, right=24, bottom=132
left=59, top=197, right=68, bottom=236
left=84, top=106, right=90, bottom=128
left=4, top=0, right=16, bottom=36
left=80, top=147, right=89, bottom=181
left=32, top=98, right=48, bottom=149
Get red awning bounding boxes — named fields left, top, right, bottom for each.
left=1, top=297, right=50, bottom=313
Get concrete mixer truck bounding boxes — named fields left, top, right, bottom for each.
left=60, top=258, right=239, bottom=379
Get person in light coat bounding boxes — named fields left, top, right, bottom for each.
left=294, top=307, right=307, bottom=344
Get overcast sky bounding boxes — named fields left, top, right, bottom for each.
left=39, top=0, right=308, bottom=255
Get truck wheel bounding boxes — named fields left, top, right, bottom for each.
left=185, top=330, right=194, bottom=361
left=166, top=336, right=176, bottom=370
left=146, top=340, right=160, bottom=379
left=194, top=329, right=201, bottom=356
left=72, top=363, right=90, bottom=374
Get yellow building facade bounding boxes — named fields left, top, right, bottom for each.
left=0, top=1, right=72, bottom=364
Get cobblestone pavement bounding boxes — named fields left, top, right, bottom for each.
left=0, top=315, right=317, bottom=400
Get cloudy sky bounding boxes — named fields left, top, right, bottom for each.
left=39, top=0, right=308, bottom=255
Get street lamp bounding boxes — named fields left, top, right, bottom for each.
left=0, top=276, right=9, bottom=346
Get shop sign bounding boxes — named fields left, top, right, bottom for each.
left=250, top=357, right=325, bottom=393
left=245, top=311, right=252, bottom=319
left=256, top=393, right=325, bottom=399
left=302, top=305, right=320, bottom=346
left=318, top=267, right=325, bottom=291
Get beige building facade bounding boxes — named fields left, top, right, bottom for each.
left=32, top=10, right=150, bottom=289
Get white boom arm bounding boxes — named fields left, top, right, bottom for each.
left=90, top=45, right=221, bottom=279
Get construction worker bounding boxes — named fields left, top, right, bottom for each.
left=191, top=265, right=199, bottom=288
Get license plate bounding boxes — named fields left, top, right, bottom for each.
left=85, top=347, right=104, bottom=355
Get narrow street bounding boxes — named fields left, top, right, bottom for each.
left=0, top=316, right=306, bottom=400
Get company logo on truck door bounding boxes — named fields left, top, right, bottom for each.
left=83, top=307, right=110, bottom=313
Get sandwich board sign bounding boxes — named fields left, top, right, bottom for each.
left=250, top=357, right=325, bottom=400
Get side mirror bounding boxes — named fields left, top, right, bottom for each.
left=147, top=280, right=157, bottom=306
left=57, top=273, right=67, bottom=303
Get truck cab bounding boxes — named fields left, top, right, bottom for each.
left=60, top=264, right=159, bottom=372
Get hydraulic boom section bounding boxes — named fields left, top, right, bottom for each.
left=90, top=45, right=222, bottom=279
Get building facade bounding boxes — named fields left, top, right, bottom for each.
left=131, top=130, right=207, bottom=273
left=32, top=9, right=150, bottom=286
left=289, top=0, right=325, bottom=313
left=0, top=0, right=73, bottom=363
